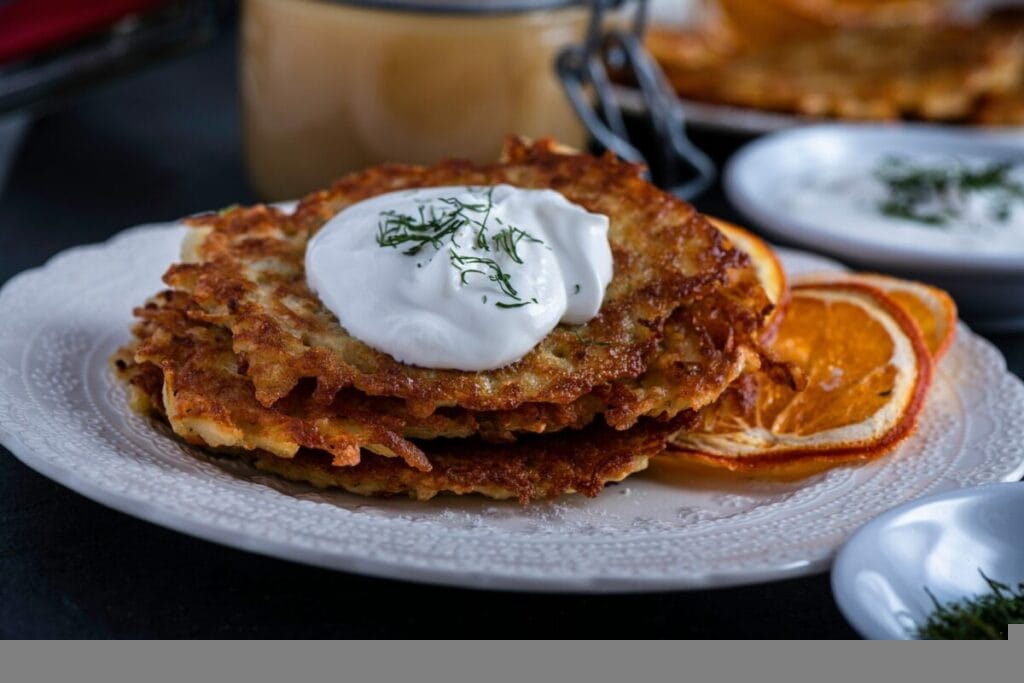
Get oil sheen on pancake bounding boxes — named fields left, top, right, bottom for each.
left=115, top=337, right=687, bottom=503
left=164, top=139, right=766, bottom=424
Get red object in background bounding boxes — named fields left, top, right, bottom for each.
left=0, top=0, right=173, bottom=64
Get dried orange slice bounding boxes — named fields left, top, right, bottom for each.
left=795, top=272, right=957, bottom=360
left=667, top=282, right=932, bottom=476
left=709, top=217, right=789, bottom=335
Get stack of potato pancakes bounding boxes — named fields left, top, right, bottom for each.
left=113, top=139, right=777, bottom=502
left=646, top=8, right=1024, bottom=124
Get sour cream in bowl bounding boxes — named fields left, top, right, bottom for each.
left=725, top=124, right=1024, bottom=329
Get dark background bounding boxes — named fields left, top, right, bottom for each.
left=1, top=27, right=1022, bottom=639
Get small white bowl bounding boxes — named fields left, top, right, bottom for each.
left=724, top=124, right=1024, bottom=329
left=832, top=483, right=1024, bottom=639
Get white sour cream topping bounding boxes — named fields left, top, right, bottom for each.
left=305, top=184, right=613, bottom=371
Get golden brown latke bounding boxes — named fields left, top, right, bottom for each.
left=164, top=138, right=762, bottom=422
left=115, top=332, right=687, bottom=502
left=971, top=87, right=1024, bottom=126
left=968, top=11, right=1024, bottom=125
left=119, top=291, right=430, bottom=471
left=124, top=271, right=761, bottom=461
left=246, top=430, right=663, bottom=503
left=120, top=291, right=610, bottom=453
left=596, top=264, right=767, bottom=428
left=117, top=291, right=720, bottom=474
left=648, top=21, right=1024, bottom=122
left=715, top=0, right=957, bottom=49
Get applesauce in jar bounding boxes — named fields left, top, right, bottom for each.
left=242, top=0, right=589, bottom=199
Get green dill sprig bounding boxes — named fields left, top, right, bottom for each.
left=448, top=250, right=520, bottom=301
left=874, top=156, right=1024, bottom=227
left=491, top=226, right=544, bottom=264
left=496, top=299, right=538, bottom=309
left=568, top=326, right=609, bottom=347
left=376, top=204, right=467, bottom=255
left=915, top=570, right=1024, bottom=640
left=375, top=187, right=547, bottom=309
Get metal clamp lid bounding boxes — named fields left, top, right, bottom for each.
left=557, top=0, right=714, bottom=199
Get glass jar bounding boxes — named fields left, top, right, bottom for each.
left=241, top=0, right=590, bottom=199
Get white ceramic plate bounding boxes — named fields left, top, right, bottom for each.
left=1, top=221, right=1023, bottom=593
left=832, top=482, right=1024, bottom=639
left=724, top=124, right=1024, bottom=329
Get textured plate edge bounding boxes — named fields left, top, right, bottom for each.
left=1, top=224, right=1023, bottom=594
left=6, top=414, right=1022, bottom=594
left=830, top=482, right=1024, bottom=639
left=0, top=223, right=829, bottom=593
left=0, top=426, right=837, bottom=593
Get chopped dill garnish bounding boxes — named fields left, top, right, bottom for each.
left=375, top=204, right=466, bottom=255
left=873, top=156, right=1024, bottom=227
left=574, top=284, right=581, bottom=295
left=217, top=204, right=241, bottom=217
left=449, top=250, right=520, bottom=301
left=375, top=187, right=547, bottom=309
left=496, top=298, right=537, bottom=309
left=568, top=326, right=609, bottom=347
left=491, top=226, right=544, bottom=264
left=915, top=570, right=1024, bottom=640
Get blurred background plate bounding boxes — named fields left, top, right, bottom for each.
left=614, top=85, right=1024, bottom=136
left=724, top=124, right=1024, bottom=330
left=615, top=85, right=841, bottom=134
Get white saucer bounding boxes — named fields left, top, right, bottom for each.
left=832, top=483, right=1024, bottom=639
left=724, top=124, right=1024, bottom=328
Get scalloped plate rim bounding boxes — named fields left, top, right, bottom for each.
left=0, top=424, right=844, bottom=593
left=1, top=221, right=1023, bottom=593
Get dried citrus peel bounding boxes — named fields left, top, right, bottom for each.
left=795, top=272, right=957, bottom=360
left=668, top=281, right=933, bottom=470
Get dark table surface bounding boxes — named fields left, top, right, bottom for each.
left=1, top=29, right=1022, bottom=640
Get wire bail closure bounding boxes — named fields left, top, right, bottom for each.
left=557, top=0, right=715, bottom=199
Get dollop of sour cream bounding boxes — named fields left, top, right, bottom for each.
left=305, top=184, right=613, bottom=371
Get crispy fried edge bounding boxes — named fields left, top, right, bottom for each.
left=114, top=344, right=688, bottom=503
left=165, top=138, right=761, bottom=417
